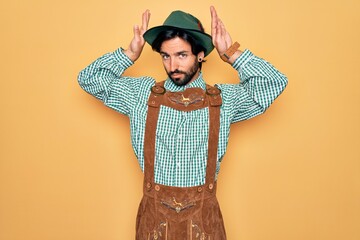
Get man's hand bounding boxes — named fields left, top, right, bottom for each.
left=210, top=6, right=242, bottom=64
left=124, top=9, right=151, bottom=62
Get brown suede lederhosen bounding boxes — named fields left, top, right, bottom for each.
left=135, top=81, right=226, bottom=240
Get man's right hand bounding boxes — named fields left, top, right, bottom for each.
left=124, top=9, right=151, bottom=62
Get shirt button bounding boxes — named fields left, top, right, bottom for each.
left=178, top=134, right=182, bottom=140
left=176, top=163, right=181, bottom=167
left=146, top=182, right=152, bottom=189
left=155, top=185, right=160, bottom=191
left=208, top=183, right=214, bottom=190
left=197, top=187, right=203, bottom=193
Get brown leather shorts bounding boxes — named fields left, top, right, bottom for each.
left=136, top=182, right=226, bottom=240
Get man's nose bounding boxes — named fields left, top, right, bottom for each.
left=169, top=58, right=179, bottom=72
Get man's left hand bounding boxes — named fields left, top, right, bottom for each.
left=210, top=6, right=242, bottom=64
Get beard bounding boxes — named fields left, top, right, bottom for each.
left=166, top=61, right=200, bottom=86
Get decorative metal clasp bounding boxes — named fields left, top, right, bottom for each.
left=168, top=93, right=204, bottom=107
left=181, top=94, right=191, bottom=107
left=161, top=197, right=195, bottom=213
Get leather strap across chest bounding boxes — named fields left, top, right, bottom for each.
left=143, top=81, right=222, bottom=191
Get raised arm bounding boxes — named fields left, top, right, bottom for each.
left=77, top=10, right=153, bottom=116
left=210, top=6, right=288, bottom=122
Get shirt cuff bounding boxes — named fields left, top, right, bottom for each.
left=113, top=47, right=134, bottom=69
left=232, top=49, right=254, bottom=71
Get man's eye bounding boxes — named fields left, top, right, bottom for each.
left=179, top=54, right=187, bottom=58
left=161, top=55, right=169, bottom=59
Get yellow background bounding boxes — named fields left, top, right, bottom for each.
left=1, top=0, right=359, bottom=239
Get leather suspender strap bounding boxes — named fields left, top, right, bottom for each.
left=204, top=85, right=222, bottom=192
left=144, top=81, right=165, bottom=192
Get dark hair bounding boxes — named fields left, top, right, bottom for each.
left=151, top=29, right=207, bottom=68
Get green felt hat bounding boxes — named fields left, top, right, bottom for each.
left=143, top=10, right=214, bottom=56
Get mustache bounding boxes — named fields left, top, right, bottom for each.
left=169, top=69, right=186, bottom=75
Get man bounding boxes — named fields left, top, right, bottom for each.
left=78, top=6, right=287, bottom=239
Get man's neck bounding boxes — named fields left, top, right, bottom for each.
left=185, top=70, right=201, bottom=86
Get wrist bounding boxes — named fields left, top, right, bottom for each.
left=123, top=48, right=137, bottom=62
left=228, top=50, right=243, bottom=64
left=220, top=42, right=241, bottom=63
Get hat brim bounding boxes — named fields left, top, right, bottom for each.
left=143, top=26, right=214, bottom=57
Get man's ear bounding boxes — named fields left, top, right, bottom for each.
left=197, top=51, right=205, bottom=62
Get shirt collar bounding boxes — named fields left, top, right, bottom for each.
left=164, top=72, right=206, bottom=92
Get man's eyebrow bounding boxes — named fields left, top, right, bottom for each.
left=159, top=51, right=190, bottom=55
left=176, top=51, right=190, bottom=55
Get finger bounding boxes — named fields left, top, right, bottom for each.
left=210, top=6, right=217, bottom=21
left=142, top=9, right=150, bottom=32
left=215, top=20, right=225, bottom=49
left=146, top=10, right=151, bottom=29
left=211, top=7, right=225, bottom=43
left=133, top=24, right=140, bottom=40
left=211, top=22, right=217, bottom=43
left=216, top=19, right=223, bottom=39
left=220, top=19, right=233, bottom=46
left=211, top=6, right=220, bottom=28
left=210, top=6, right=218, bottom=37
left=219, top=19, right=227, bottom=37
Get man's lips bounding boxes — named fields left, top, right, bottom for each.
left=171, top=73, right=184, bottom=78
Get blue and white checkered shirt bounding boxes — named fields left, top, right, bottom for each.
left=78, top=48, right=287, bottom=187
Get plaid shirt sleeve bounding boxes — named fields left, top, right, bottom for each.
left=77, top=48, right=154, bottom=116
left=217, top=49, right=288, bottom=123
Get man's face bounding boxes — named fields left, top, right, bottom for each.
left=160, top=37, right=202, bottom=86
